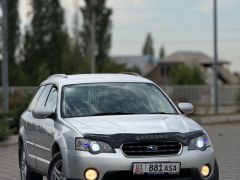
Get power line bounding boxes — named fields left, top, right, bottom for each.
left=116, top=27, right=240, bottom=32
left=114, top=38, right=240, bottom=45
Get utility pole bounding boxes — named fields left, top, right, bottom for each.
left=90, top=0, right=96, bottom=73
left=213, top=0, right=218, bottom=114
left=1, top=0, right=9, bottom=112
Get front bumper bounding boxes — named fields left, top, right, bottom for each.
left=62, top=146, right=215, bottom=180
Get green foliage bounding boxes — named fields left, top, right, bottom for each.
left=81, top=0, right=112, bottom=72
left=8, top=0, right=20, bottom=85
left=0, top=120, right=10, bottom=142
left=170, top=64, right=205, bottom=85
left=61, top=10, right=88, bottom=74
left=8, top=0, right=134, bottom=85
left=159, top=46, right=166, bottom=59
left=101, top=59, right=140, bottom=73
left=8, top=101, right=30, bottom=134
left=21, top=0, right=68, bottom=85
left=0, top=92, right=32, bottom=135
left=142, top=33, right=154, bottom=57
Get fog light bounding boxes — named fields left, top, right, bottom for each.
left=84, top=168, right=99, bottom=180
left=201, top=165, right=210, bottom=177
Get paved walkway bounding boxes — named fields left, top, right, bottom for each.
left=0, top=124, right=240, bottom=180
left=0, top=137, right=19, bottom=180
left=204, top=124, right=240, bottom=180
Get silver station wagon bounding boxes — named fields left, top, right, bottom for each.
left=19, top=73, right=219, bottom=180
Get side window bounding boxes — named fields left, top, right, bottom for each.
left=28, top=86, right=45, bottom=111
left=35, top=85, right=52, bottom=109
left=45, top=87, right=58, bottom=111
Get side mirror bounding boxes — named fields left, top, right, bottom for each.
left=178, top=102, right=193, bottom=114
left=33, top=107, right=55, bottom=119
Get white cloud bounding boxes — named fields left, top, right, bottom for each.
left=197, top=0, right=240, bottom=13
left=133, top=0, right=144, bottom=5
left=19, top=0, right=32, bottom=31
left=108, top=0, right=144, bottom=7
left=61, top=0, right=84, bottom=10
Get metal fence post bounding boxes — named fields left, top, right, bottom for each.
left=1, top=0, right=9, bottom=112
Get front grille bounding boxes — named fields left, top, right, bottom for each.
left=121, top=141, right=181, bottom=156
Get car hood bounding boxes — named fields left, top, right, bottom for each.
left=64, top=114, right=202, bottom=135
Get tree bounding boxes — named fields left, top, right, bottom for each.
left=159, top=46, right=166, bottom=59
left=81, top=0, right=112, bottom=72
left=21, top=0, right=68, bottom=85
left=8, top=0, right=20, bottom=85
left=61, top=7, right=87, bottom=74
left=142, top=33, right=154, bottom=57
left=170, top=64, right=205, bottom=85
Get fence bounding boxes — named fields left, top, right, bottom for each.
left=161, top=85, right=240, bottom=106
left=0, top=86, right=36, bottom=97
left=0, top=85, right=240, bottom=114
left=161, top=85, right=240, bottom=114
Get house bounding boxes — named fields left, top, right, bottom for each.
left=112, top=55, right=159, bottom=76
left=146, top=51, right=239, bottom=85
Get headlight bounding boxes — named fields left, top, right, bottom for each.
left=75, top=138, right=115, bottom=154
left=188, top=134, right=211, bottom=151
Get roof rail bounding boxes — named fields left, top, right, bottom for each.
left=47, top=74, right=68, bottom=79
left=121, top=72, right=141, bottom=76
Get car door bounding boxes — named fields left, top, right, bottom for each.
left=35, top=85, right=58, bottom=171
left=29, top=84, right=53, bottom=162
left=23, top=85, right=45, bottom=167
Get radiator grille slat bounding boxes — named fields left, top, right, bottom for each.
left=122, top=141, right=181, bottom=156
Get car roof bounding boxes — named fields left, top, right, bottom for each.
left=41, top=73, right=153, bottom=87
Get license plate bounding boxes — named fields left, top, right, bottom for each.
left=133, top=162, right=181, bottom=175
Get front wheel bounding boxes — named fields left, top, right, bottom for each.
left=19, top=146, right=43, bottom=180
left=47, top=152, right=66, bottom=180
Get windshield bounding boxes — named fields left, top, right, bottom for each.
left=61, top=83, right=177, bottom=118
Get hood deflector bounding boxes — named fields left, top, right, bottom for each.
left=83, top=130, right=204, bottom=148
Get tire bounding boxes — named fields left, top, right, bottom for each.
left=47, top=152, right=66, bottom=180
left=212, top=159, right=219, bottom=180
left=19, top=145, right=43, bottom=180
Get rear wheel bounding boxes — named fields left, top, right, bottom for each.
left=212, top=159, right=219, bottom=180
left=47, top=152, right=66, bottom=180
left=19, top=145, right=43, bottom=180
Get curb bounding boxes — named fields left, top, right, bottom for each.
left=193, top=114, right=240, bottom=125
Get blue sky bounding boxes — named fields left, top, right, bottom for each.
left=20, top=0, right=240, bottom=71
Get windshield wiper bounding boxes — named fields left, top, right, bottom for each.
left=145, top=112, right=178, bottom=114
left=80, top=112, right=177, bottom=117
left=90, top=112, right=138, bottom=116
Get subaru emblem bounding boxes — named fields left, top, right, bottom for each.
left=147, top=145, right=158, bottom=151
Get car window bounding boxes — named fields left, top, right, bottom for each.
left=62, top=83, right=177, bottom=118
left=28, top=86, right=45, bottom=111
left=45, top=86, right=58, bottom=111
left=35, top=85, right=52, bottom=109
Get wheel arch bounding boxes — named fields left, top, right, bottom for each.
left=51, top=142, right=61, bottom=157
left=18, top=135, right=24, bottom=167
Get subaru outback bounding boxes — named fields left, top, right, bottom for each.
left=19, top=73, right=219, bottom=180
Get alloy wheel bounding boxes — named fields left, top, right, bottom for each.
left=50, top=159, right=66, bottom=180
left=20, top=149, right=27, bottom=180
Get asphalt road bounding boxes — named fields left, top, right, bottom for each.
left=0, top=123, right=239, bottom=180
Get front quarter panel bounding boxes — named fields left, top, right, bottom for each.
left=54, top=119, right=82, bottom=151
left=55, top=119, right=84, bottom=177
